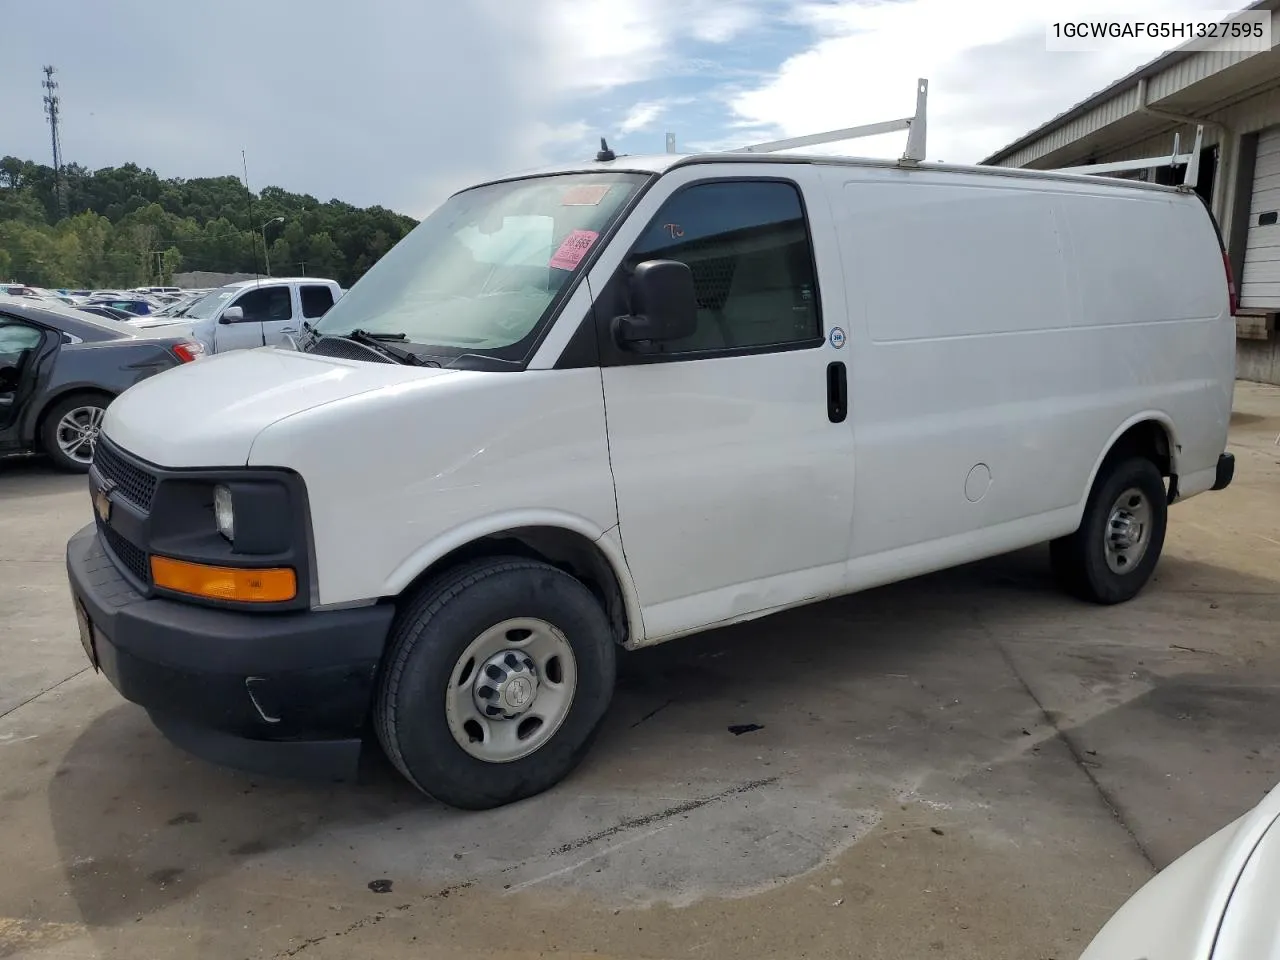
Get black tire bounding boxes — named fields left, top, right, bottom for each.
left=375, top=557, right=616, bottom=810
left=1051, top=456, right=1167, bottom=605
left=39, top=391, right=113, bottom=473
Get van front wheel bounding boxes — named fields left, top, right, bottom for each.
left=375, top=557, right=616, bottom=810
left=1051, top=456, right=1167, bottom=605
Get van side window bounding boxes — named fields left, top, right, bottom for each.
left=300, top=285, right=335, bottom=319
left=234, top=285, right=293, bottom=323
left=625, top=180, right=821, bottom=353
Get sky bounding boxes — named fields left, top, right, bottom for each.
left=0, top=0, right=1253, bottom=219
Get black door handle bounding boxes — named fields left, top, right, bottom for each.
left=827, top=361, right=847, bottom=423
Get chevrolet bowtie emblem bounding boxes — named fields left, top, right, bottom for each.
left=93, top=479, right=116, bottom=525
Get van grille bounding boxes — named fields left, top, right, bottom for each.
left=90, top=439, right=156, bottom=586
left=92, top=440, right=158, bottom=511
left=99, top=520, right=150, bottom=585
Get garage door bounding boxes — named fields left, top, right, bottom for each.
left=1240, top=126, right=1280, bottom=309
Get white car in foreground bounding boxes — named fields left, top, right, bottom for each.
left=1081, top=784, right=1280, bottom=959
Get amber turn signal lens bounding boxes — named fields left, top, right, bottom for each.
left=150, top=556, right=296, bottom=603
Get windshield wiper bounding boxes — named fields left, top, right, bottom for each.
left=351, top=329, right=407, bottom=339
left=340, top=329, right=439, bottom=367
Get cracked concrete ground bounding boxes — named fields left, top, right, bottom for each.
left=2, top=381, right=1278, bottom=960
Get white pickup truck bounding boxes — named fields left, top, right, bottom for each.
left=138, top=277, right=342, bottom=353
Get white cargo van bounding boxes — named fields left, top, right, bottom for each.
left=66, top=101, right=1237, bottom=809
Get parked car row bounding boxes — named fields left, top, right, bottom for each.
left=0, top=277, right=347, bottom=472
left=4, top=279, right=345, bottom=355
left=3, top=284, right=198, bottom=316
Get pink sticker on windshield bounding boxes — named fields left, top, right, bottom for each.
left=549, top=229, right=599, bottom=270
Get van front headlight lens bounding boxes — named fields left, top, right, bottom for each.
left=213, top=485, right=235, bottom=541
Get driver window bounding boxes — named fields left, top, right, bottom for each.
left=624, top=180, right=821, bottom=354
left=233, top=286, right=293, bottom=323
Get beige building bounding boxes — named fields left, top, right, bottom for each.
left=983, top=0, right=1280, bottom=384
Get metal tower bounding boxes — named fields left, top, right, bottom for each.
left=42, top=65, right=67, bottom=220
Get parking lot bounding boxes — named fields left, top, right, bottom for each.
left=0, top=381, right=1276, bottom=960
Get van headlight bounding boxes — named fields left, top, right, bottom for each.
left=213, top=485, right=235, bottom=541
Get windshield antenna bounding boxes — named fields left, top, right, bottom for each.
left=596, top=137, right=616, bottom=162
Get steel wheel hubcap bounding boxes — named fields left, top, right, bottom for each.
left=55, top=405, right=105, bottom=465
left=445, top=617, right=577, bottom=763
left=474, top=649, right=539, bottom=719
left=1104, top=487, right=1152, bottom=574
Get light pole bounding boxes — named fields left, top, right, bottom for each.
left=260, top=216, right=284, bottom=276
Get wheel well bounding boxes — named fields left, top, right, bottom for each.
left=1105, top=421, right=1173, bottom=474
left=398, top=527, right=630, bottom=646
left=33, top=388, right=115, bottom=451
left=1102, top=420, right=1176, bottom=499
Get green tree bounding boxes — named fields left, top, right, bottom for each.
left=1, top=154, right=418, bottom=287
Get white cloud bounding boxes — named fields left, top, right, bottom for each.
left=543, top=0, right=670, bottom=92
left=729, top=0, right=1245, bottom=164
left=541, top=0, right=778, bottom=93
left=690, top=6, right=765, bottom=43
left=620, top=101, right=666, bottom=134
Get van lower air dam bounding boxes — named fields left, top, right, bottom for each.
left=1046, top=9, right=1271, bottom=53
left=64, top=84, right=1238, bottom=810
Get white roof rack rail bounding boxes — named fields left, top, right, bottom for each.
left=665, top=78, right=929, bottom=164
left=1051, top=125, right=1205, bottom=188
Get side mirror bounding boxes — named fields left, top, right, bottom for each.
left=220, top=306, right=245, bottom=324
left=612, top=260, right=698, bottom=350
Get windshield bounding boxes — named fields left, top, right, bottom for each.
left=184, top=286, right=239, bottom=320
left=153, top=293, right=200, bottom=317
left=313, top=171, right=649, bottom=361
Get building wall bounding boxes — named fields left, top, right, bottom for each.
left=990, top=9, right=1280, bottom=169
left=1238, top=336, right=1280, bottom=381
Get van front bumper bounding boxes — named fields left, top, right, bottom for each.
left=65, top=523, right=395, bottom=780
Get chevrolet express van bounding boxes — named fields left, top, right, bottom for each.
left=66, top=149, right=1236, bottom=809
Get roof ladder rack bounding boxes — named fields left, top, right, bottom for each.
left=666, top=78, right=928, bottom=163
left=1051, top=124, right=1205, bottom=187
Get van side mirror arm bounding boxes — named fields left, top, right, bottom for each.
left=611, top=315, right=666, bottom=354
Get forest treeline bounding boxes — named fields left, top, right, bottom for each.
left=0, top=156, right=418, bottom=288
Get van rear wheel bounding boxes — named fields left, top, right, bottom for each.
left=1051, top=456, right=1167, bottom=605
left=374, top=557, right=616, bottom=810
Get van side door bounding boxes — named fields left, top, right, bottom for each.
left=824, top=168, right=1075, bottom=564
left=590, top=166, right=856, bottom=641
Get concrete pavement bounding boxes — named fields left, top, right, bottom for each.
left=1, top=382, right=1278, bottom=960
